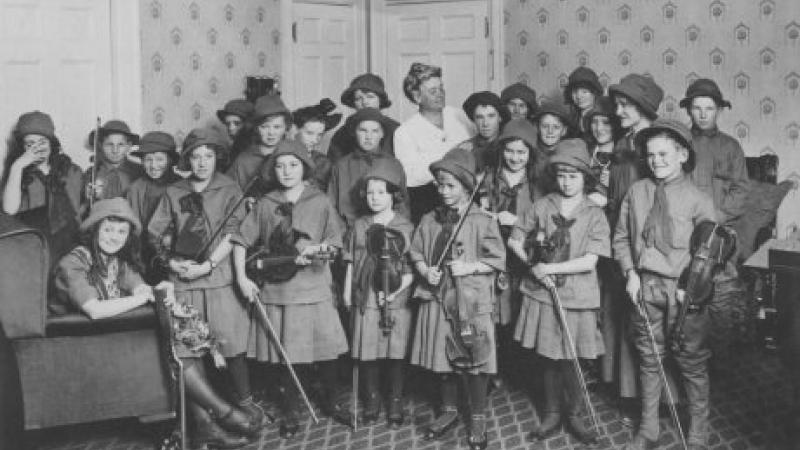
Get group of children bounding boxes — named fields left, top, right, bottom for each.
left=1, top=64, right=749, bottom=450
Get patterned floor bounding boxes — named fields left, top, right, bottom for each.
left=24, top=345, right=799, bottom=450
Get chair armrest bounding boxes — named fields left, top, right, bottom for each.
left=46, top=305, right=158, bottom=338
left=0, top=216, right=48, bottom=339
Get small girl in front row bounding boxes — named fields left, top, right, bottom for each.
left=55, top=198, right=261, bottom=449
left=232, top=141, right=349, bottom=438
left=508, top=138, right=610, bottom=444
left=342, top=159, right=414, bottom=427
left=410, top=149, right=505, bottom=450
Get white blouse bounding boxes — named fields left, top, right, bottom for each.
left=394, top=105, right=475, bottom=187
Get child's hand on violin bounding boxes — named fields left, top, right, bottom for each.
left=448, top=260, right=476, bottom=277
left=237, top=275, right=260, bottom=304
left=179, top=261, right=211, bottom=280
left=496, top=211, right=517, bottom=227
left=530, top=263, right=550, bottom=281
left=425, top=267, right=443, bottom=286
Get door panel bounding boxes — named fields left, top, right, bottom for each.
left=0, top=0, right=112, bottom=168
left=382, top=1, right=489, bottom=121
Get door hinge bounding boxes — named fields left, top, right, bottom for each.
left=292, top=22, right=297, bottom=43
left=484, top=17, right=489, bottom=38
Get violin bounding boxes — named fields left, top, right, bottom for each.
left=245, top=227, right=336, bottom=285
left=670, top=221, right=736, bottom=353
left=524, top=214, right=576, bottom=287
left=365, top=224, right=405, bottom=335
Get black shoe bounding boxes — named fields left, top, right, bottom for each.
left=565, top=414, right=598, bottom=445
left=193, top=408, right=249, bottom=449
left=362, top=392, right=381, bottom=425
left=238, top=396, right=272, bottom=426
left=467, top=414, right=488, bottom=450
left=387, top=397, right=405, bottom=428
left=467, top=432, right=488, bottom=450
left=528, top=412, right=561, bottom=440
left=422, top=408, right=459, bottom=440
left=279, top=414, right=300, bottom=439
left=216, top=407, right=264, bottom=437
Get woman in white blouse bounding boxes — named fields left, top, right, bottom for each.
left=394, top=63, right=475, bottom=223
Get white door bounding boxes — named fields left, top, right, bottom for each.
left=287, top=1, right=365, bottom=109
left=378, top=0, right=490, bottom=121
left=0, top=0, right=113, bottom=169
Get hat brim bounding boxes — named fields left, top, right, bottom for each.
left=608, top=85, right=658, bottom=119
left=79, top=205, right=141, bottom=236
left=217, top=109, right=247, bottom=123
left=635, top=126, right=695, bottom=172
left=340, top=86, right=391, bottom=110
left=130, top=147, right=179, bottom=162
left=678, top=96, right=731, bottom=109
left=88, top=129, right=140, bottom=146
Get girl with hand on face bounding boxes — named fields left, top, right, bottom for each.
left=340, top=160, right=414, bottom=428
left=147, top=128, right=267, bottom=434
left=291, top=98, right=342, bottom=192
left=55, top=198, right=262, bottom=449
left=232, top=141, right=349, bottom=439
left=3, top=111, right=83, bottom=272
left=84, top=120, right=143, bottom=203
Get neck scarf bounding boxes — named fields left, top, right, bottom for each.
left=174, top=192, right=209, bottom=259
left=642, top=179, right=674, bottom=255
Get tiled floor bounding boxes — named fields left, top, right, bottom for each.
left=25, top=345, right=799, bottom=450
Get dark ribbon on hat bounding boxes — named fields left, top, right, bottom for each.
left=174, top=192, right=209, bottom=260
left=642, top=180, right=673, bottom=256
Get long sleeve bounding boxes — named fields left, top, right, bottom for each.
left=612, top=190, right=634, bottom=274
left=394, top=124, right=431, bottom=187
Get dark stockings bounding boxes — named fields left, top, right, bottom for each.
left=226, top=355, right=252, bottom=403
left=183, top=358, right=232, bottom=418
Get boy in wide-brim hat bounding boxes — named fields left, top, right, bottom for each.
left=84, top=119, right=144, bottom=202
left=613, top=119, right=716, bottom=450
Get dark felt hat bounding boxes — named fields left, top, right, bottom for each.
left=585, top=96, right=616, bottom=120
left=293, top=98, right=342, bottom=131
left=16, top=111, right=56, bottom=141
left=363, top=158, right=404, bottom=190
left=679, top=78, right=731, bottom=109
left=340, top=73, right=391, bottom=109
left=348, top=108, right=395, bottom=137
left=260, top=139, right=315, bottom=181
left=498, top=118, right=538, bottom=148
left=252, top=94, right=291, bottom=124
left=88, top=120, right=139, bottom=145
left=181, top=127, right=229, bottom=157
left=533, top=100, right=573, bottom=128
left=549, top=138, right=594, bottom=176
left=608, top=74, right=664, bottom=120
left=564, top=67, right=603, bottom=102
left=429, top=148, right=478, bottom=192
left=80, top=197, right=142, bottom=236
left=462, top=91, right=510, bottom=123
left=216, top=99, right=255, bottom=123
left=634, top=118, right=696, bottom=172
left=500, top=83, right=538, bottom=112
left=131, top=131, right=178, bottom=161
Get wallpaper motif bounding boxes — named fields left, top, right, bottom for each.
left=139, top=0, right=281, bottom=145
left=504, top=0, right=800, bottom=235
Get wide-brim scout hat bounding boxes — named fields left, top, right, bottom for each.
left=181, top=127, right=229, bottom=157
left=564, top=67, right=603, bottom=103
left=429, top=147, right=478, bottom=192
left=533, top=100, right=573, bottom=128
left=348, top=108, right=395, bottom=138
left=498, top=118, right=538, bottom=148
left=80, top=197, right=142, bottom=236
left=679, top=78, right=731, bottom=109
left=261, top=139, right=315, bottom=181
left=500, top=83, right=538, bottom=113
left=293, top=98, right=342, bottom=131
left=363, top=158, right=404, bottom=191
left=252, top=94, right=291, bottom=125
left=340, top=73, right=391, bottom=109
left=634, top=118, right=696, bottom=172
left=131, top=131, right=178, bottom=162
left=88, top=120, right=140, bottom=145
left=608, top=74, right=664, bottom=120
left=548, top=138, right=594, bottom=178
left=462, top=91, right=510, bottom=123
left=16, top=111, right=56, bottom=142
left=216, top=98, right=255, bottom=123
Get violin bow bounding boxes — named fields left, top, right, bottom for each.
left=433, top=171, right=487, bottom=270
left=89, top=117, right=101, bottom=209
left=634, top=291, right=688, bottom=450
left=545, top=279, right=602, bottom=442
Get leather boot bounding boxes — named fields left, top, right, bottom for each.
left=237, top=396, right=269, bottom=427
left=387, top=360, right=405, bottom=428
left=563, top=362, right=598, bottom=444
left=215, top=406, right=264, bottom=437
left=529, top=362, right=561, bottom=440
left=467, top=414, right=488, bottom=450
left=362, top=361, right=381, bottom=424
left=189, top=402, right=249, bottom=449
left=422, top=375, right=459, bottom=440
left=636, top=366, right=663, bottom=443
left=276, top=382, right=300, bottom=439
left=681, top=364, right=710, bottom=448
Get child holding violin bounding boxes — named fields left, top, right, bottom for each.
left=147, top=128, right=267, bottom=431
left=409, top=149, right=505, bottom=450
left=508, top=139, right=610, bottom=445
left=341, top=159, right=414, bottom=428
left=232, top=140, right=349, bottom=438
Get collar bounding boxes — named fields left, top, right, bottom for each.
left=173, top=171, right=236, bottom=193
left=691, top=126, right=720, bottom=138
left=651, top=172, right=688, bottom=188
left=263, top=182, right=322, bottom=205
left=543, top=192, right=595, bottom=216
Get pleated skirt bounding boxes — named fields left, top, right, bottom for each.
left=410, top=300, right=497, bottom=374
left=176, top=285, right=249, bottom=358
left=248, top=301, right=348, bottom=364
left=514, top=296, right=604, bottom=360
left=351, top=306, right=413, bottom=360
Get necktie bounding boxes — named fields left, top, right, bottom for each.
left=642, top=180, right=673, bottom=255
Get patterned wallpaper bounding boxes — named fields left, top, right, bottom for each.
left=503, top=0, right=800, bottom=236
left=139, top=0, right=282, bottom=145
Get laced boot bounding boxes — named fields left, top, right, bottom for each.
left=422, top=406, right=459, bottom=440
left=362, top=391, right=381, bottom=425
left=276, top=384, right=300, bottom=439
left=387, top=396, right=404, bottom=428
left=563, top=364, right=598, bottom=445
left=387, top=360, right=405, bottom=428
left=237, top=396, right=270, bottom=427
left=467, top=414, right=488, bottom=450
left=529, top=362, right=561, bottom=440
left=190, top=402, right=249, bottom=449
left=215, top=406, right=264, bottom=437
